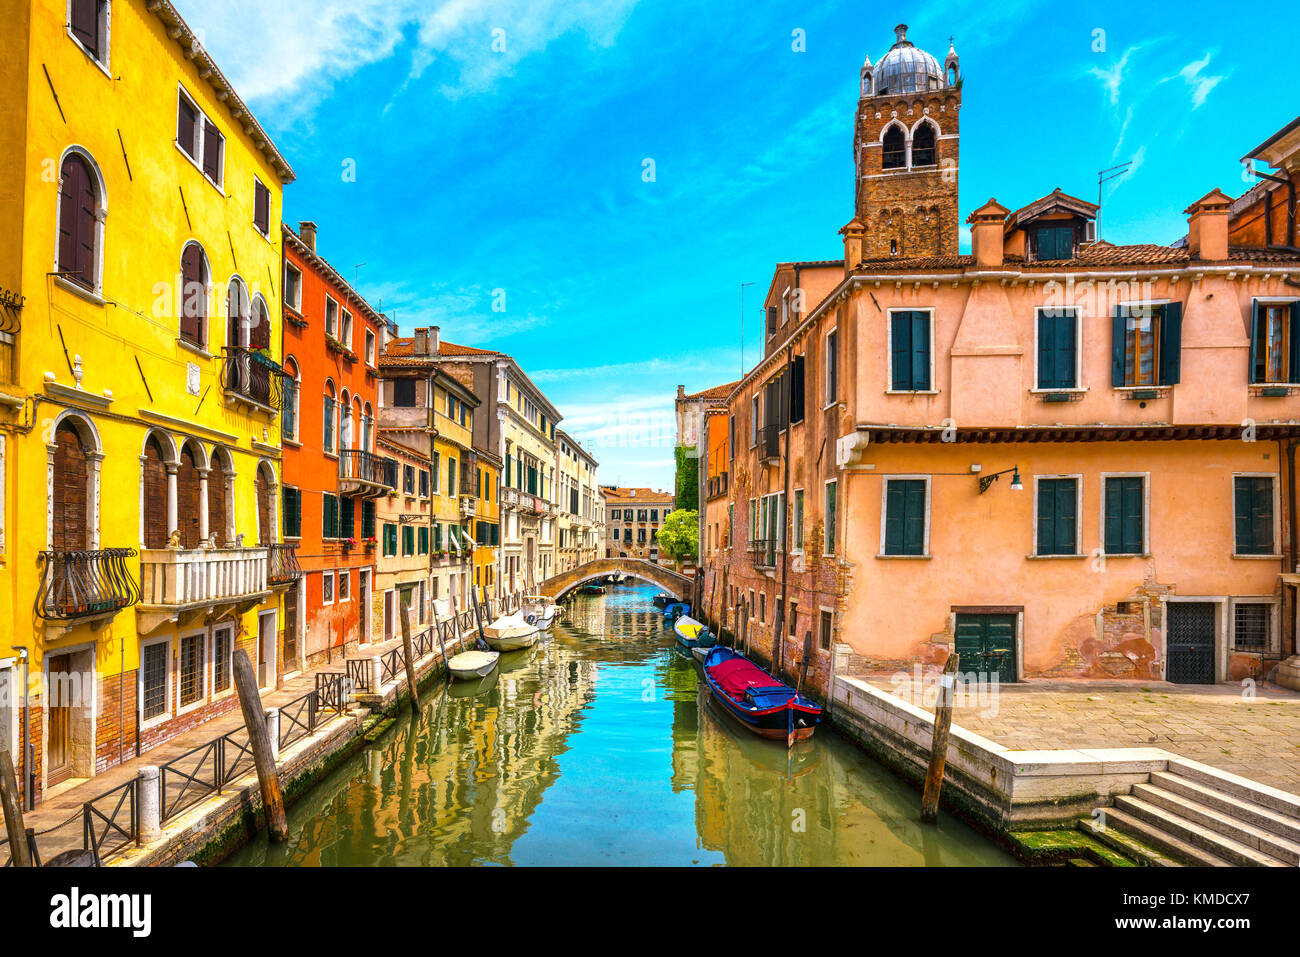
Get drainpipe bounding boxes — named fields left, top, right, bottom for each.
left=10, top=646, right=32, bottom=810
left=1288, top=439, right=1298, bottom=656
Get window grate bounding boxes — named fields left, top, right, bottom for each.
left=1233, top=603, right=1269, bottom=652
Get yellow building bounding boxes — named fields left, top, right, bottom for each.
left=0, top=0, right=296, bottom=802
left=472, top=452, right=501, bottom=602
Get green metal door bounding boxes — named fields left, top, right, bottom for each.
left=954, top=614, right=1017, bottom=683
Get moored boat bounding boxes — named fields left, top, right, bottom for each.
left=480, top=611, right=541, bottom=651
left=672, top=614, right=717, bottom=654
left=578, top=582, right=605, bottom=595
left=700, top=646, right=822, bottom=746
left=651, top=592, right=671, bottom=608
left=663, top=601, right=690, bottom=621
left=520, top=594, right=559, bottom=630
left=448, top=649, right=500, bottom=680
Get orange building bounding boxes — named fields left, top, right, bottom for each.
left=702, top=29, right=1300, bottom=694
left=281, top=222, right=393, bottom=668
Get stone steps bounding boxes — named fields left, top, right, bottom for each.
left=1111, top=794, right=1286, bottom=866
left=1078, top=816, right=1185, bottom=867
left=1131, top=783, right=1300, bottom=865
left=1148, top=772, right=1300, bottom=846
left=1101, top=808, right=1232, bottom=867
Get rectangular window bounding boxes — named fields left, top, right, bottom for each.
left=1234, top=476, right=1275, bottom=555
left=825, top=329, right=838, bottom=404
left=253, top=178, right=270, bottom=236
left=393, top=379, right=416, bottom=407
left=142, top=642, right=168, bottom=721
left=282, top=487, right=301, bottom=538
left=824, top=480, right=838, bottom=555
left=890, top=312, right=931, bottom=390
left=284, top=263, right=302, bottom=312
left=1233, top=602, right=1270, bottom=652
left=1250, top=301, right=1299, bottom=384
left=323, top=395, right=335, bottom=452
left=1036, top=478, right=1079, bottom=556
left=793, top=489, right=804, bottom=550
left=179, top=634, right=204, bottom=708
left=790, top=354, right=806, bottom=423
left=1035, top=224, right=1074, bottom=261
left=419, top=469, right=429, bottom=498
left=1103, top=476, right=1145, bottom=555
left=882, top=479, right=926, bottom=556
left=751, top=396, right=760, bottom=445
left=1037, top=308, right=1078, bottom=390
left=176, top=91, right=200, bottom=161
left=402, top=525, right=415, bottom=556
left=338, top=570, right=350, bottom=601
left=383, top=523, right=398, bottom=556
left=339, top=496, right=354, bottom=540
left=1113, top=304, right=1181, bottom=388
left=403, top=465, right=415, bottom=495
left=449, top=459, right=457, bottom=496
left=819, top=609, right=833, bottom=651
left=69, top=0, right=107, bottom=63
left=365, top=329, right=376, bottom=366
left=322, top=493, right=339, bottom=539
left=212, top=627, right=232, bottom=695
left=340, top=310, right=353, bottom=349
left=362, top=500, right=376, bottom=539
left=324, top=297, right=338, bottom=338
left=419, top=526, right=429, bottom=554
left=201, top=120, right=224, bottom=186
left=322, top=571, right=334, bottom=604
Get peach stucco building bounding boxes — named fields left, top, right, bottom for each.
left=698, top=26, right=1300, bottom=693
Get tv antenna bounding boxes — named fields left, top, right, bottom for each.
left=1096, top=161, right=1133, bottom=242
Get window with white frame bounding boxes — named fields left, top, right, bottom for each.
left=176, top=86, right=224, bottom=189
left=178, top=632, right=205, bottom=709
left=338, top=569, right=350, bottom=602
left=68, top=0, right=111, bottom=69
left=212, top=625, right=233, bottom=695
left=340, top=309, right=353, bottom=349
left=284, top=263, right=302, bottom=312
left=322, top=570, right=335, bottom=604
left=325, top=296, right=339, bottom=339
left=140, top=638, right=170, bottom=723
left=365, top=328, right=376, bottom=366
left=792, top=488, right=804, bottom=551
left=1231, top=600, right=1272, bottom=653
left=824, top=480, right=838, bottom=555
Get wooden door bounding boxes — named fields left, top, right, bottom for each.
left=283, top=584, right=299, bottom=666
left=47, top=653, right=73, bottom=786
left=52, top=423, right=88, bottom=551
left=954, top=614, right=1018, bottom=684
left=176, top=446, right=201, bottom=548
left=1167, top=603, right=1216, bottom=684
left=142, top=437, right=168, bottom=549
left=255, top=470, right=273, bottom=545
left=359, top=571, right=371, bottom=642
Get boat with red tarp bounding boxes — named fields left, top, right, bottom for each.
left=700, top=646, right=822, bottom=746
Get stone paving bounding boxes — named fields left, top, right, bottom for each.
left=864, top=675, right=1300, bottom=795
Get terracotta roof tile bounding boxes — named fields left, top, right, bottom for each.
left=852, top=244, right=1300, bottom=273
left=683, top=380, right=742, bottom=402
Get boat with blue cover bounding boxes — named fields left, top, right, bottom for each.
left=663, top=601, right=690, bottom=621
left=700, top=646, right=822, bottom=746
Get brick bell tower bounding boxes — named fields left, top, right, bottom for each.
left=852, top=24, right=961, bottom=260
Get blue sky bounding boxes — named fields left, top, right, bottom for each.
left=176, top=0, right=1289, bottom=491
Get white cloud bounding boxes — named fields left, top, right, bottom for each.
left=1087, top=44, right=1146, bottom=107
left=173, top=0, right=640, bottom=111
left=1176, top=52, right=1228, bottom=109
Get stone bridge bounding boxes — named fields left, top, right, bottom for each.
left=541, top=557, right=693, bottom=601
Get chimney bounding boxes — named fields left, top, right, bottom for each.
left=429, top=325, right=440, bottom=353
left=840, top=218, right=866, bottom=275
left=413, top=327, right=428, bottom=354
left=298, top=221, right=317, bottom=252
left=1185, top=188, right=1233, bottom=261
left=966, top=199, right=1010, bottom=268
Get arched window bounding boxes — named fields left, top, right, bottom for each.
left=255, top=463, right=276, bottom=546
left=208, top=446, right=232, bottom=547
left=57, top=151, right=101, bottom=291
left=912, top=122, right=937, bottom=167
left=882, top=125, right=906, bottom=170
left=176, top=442, right=203, bottom=548
left=249, top=295, right=270, bottom=350
left=52, top=421, right=91, bottom=551
left=226, top=278, right=249, bottom=351
left=180, top=242, right=209, bottom=348
left=142, top=434, right=169, bottom=549
left=323, top=381, right=336, bottom=453
left=339, top=389, right=353, bottom=450
left=282, top=357, right=299, bottom=442
left=361, top=402, right=374, bottom=452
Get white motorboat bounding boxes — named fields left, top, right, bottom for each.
left=448, top=649, right=500, bottom=680
left=520, top=594, right=559, bottom=630
left=481, top=612, right=541, bottom=651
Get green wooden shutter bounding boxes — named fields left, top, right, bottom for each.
left=418, top=526, right=429, bottom=554
left=890, top=314, right=911, bottom=389
left=1037, top=478, right=1077, bottom=555
left=1105, top=477, right=1144, bottom=554
left=1037, top=311, right=1055, bottom=389
left=323, top=494, right=338, bottom=539
left=885, top=479, right=925, bottom=555
left=339, top=497, right=354, bottom=538
left=911, top=314, right=930, bottom=390
left=1235, top=477, right=1274, bottom=555
left=282, top=488, right=301, bottom=538
left=1158, top=302, right=1182, bottom=385
left=1111, top=307, right=1126, bottom=387
left=1249, top=300, right=1263, bottom=384
left=362, top=500, right=376, bottom=538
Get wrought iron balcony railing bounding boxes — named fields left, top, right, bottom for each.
left=759, top=424, right=780, bottom=463
left=750, top=537, right=779, bottom=568
left=707, top=472, right=729, bottom=499
left=221, top=347, right=286, bottom=414
left=338, top=449, right=397, bottom=493
left=35, top=548, right=141, bottom=621
left=267, top=543, right=303, bottom=585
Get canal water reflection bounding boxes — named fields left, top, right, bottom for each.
left=228, top=583, right=1016, bottom=866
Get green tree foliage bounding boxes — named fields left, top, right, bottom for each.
left=657, top=508, right=699, bottom=564
left=674, top=445, right=700, bottom=511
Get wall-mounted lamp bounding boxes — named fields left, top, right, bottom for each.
left=978, top=466, right=1022, bottom=494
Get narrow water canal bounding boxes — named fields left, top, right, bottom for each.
left=228, top=583, right=1016, bottom=866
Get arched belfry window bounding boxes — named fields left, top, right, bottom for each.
left=912, top=122, right=937, bottom=167
left=882, top=126, right=906, bottom=170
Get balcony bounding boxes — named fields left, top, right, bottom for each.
left=36, top=549, right=140, bottom=635
left=459, top=495, right=477, bottom=519
left=750, top=538, right=778, bottom=569
left=267, top=543, right=303, bottom=586
left=707, top=472, right=730, bottom=499
left=136, top=546, right=273, bottom=635
left=338, top=449, right=398, bottom=497
left=221, top=347, right=286, bottom=417
left=502, top=487, right=521, bottom=510
left=759, top=425, right=780, bottom=465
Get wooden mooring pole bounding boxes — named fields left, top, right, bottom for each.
left=0, top=748, right=32, bottom=866
left=920, top=652, right=960, bottom=825
left=399, top=606, right=420, bottom=716
left=232, top=650, right=289, bottom=843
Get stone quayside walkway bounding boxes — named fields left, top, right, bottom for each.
left=866, top=674, right=1300, bottom=795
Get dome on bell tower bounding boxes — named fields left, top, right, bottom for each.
left=871, top=24, right=945, bottom=95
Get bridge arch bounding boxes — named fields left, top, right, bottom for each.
left=542, top=558, right=693, bottom=602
